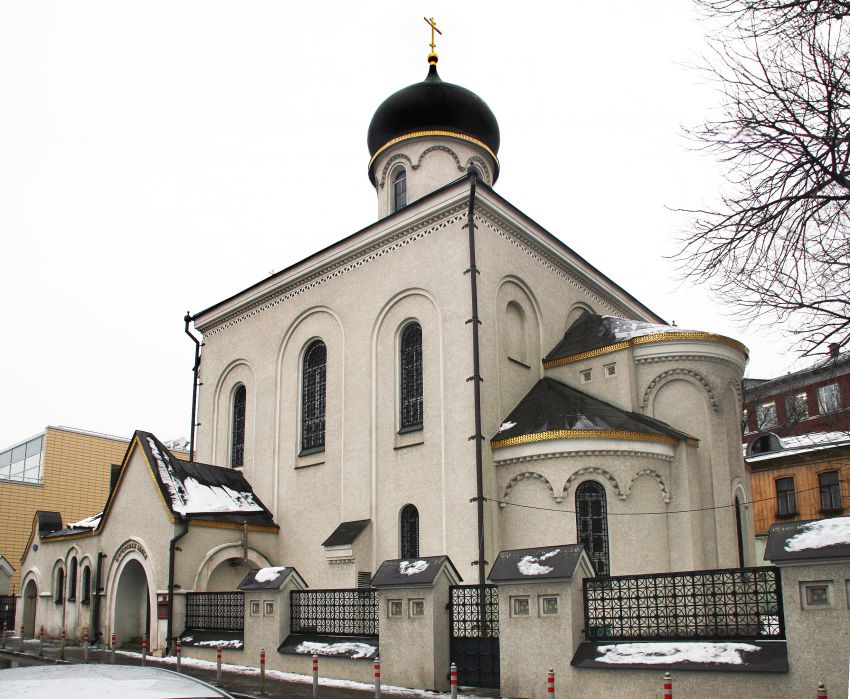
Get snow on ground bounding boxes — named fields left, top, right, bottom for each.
left=191, top=639, right=244, bottom=649
left=294, top=640, right=377, bottom=659
left=69, top=512, right=102, bottom=529
left=399, top=560, right=428, bottom=576
left=517, top=553, right=555, bottom=576
left=596, top=642, right=761, bottom=666
left=254, top=566, right=287, bottom=583
left=784, top=517, right=850, bottom=552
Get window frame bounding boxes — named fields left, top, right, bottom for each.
left=775, top=476, right=798, bottom=518
left=81, top=565, right=92, bottom=605
left=400, top=504, right=420, bottom=559
left=399, top=322, right=423, bottom=432
left=786, top=392, right=809, bottom=421
left=392, top=167, right=407, bottom=212
left=300, top=340, right=327, bottom=454
left=817, top=383, right=841, bottom=414
left=575, top=480, right=610, bottom=576
left=231, top=384, right=247, bottom=468
left=756, top=401, right=778, bottom=430
left=67, top=557, right=78, bottom=601
left=818, top=470, right=842, bottom=513
left=54, top=567, right=65, bottom=605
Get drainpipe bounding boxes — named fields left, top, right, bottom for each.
left=166, top=520, right=189, bottom=655
left=463, top=168, right=487, bottom=588
left=184, top=312, right=202, bottom=462
left=92, top=552, right=106, bottom=645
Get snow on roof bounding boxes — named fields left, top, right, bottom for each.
left=498, top=421, right=516, bottom=433
left=596, top=642, right=761, bottom=666
left=294, top=640, right=377, bottom=660
left=399, top=560, right=429, bottom=576
left=68, top=512, right=102, bottom=529
left=517, top=549, right=561, bottom=576
left=254, top=567, right=287, bottom=583
left=603, top=316, right=690, bottom=342
left=782, top=431, right=850, bottom=449
left=146, top=437, right=263, bottom=516
left=784, top=517, right=850, bottom=552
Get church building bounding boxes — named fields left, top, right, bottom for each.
left=16, top=35, right=752, bottom=654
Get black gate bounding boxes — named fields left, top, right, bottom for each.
left=0, top=596, right=16, bottom=632
left=449, top=585, right=499, bottom=688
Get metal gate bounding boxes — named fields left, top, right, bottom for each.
left=0, top=596, right=16, bottom=632
left=449, top=585, right=499, bottom=688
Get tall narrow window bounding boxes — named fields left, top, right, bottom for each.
left=68, top=557, right=78, bottom=601
left=400, top=504, right=419, bottom=559
left=55, top=568, right=65, bottom=605
left=575, top=481, right=609, bottom=576
left=302, top=340, right=327, bottom=452
left=392, top=168, right=407, bottom=212
left=231, top=385, right=246, bottom=468
left=400, top=323, right=423, bottom=430
left=776, top=477, right=797, bottom=517
left=81, top=566, right=92, bottom=605
left=819, top=471, right=842, bottom=512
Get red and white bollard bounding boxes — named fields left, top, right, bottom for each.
left=110, top=632, right=117, bottom=663
left=817, top=682, right=828, bottom=699
left=373, top=656, right=381, bottom=699
left=216, top=646, right=223, bottom=685
left=547, top=668, right=555, bottom=699
left=141, top=634, right=147, bottom=665
left=83, top=629, right=89, bottom=663
left=38, top=626, right=44, bottom=657
left=175, top=638, right=182, bottom=672
left=20, top=624, right=25, bottom=652
left=312, top=653, right=319, bottom=698
left=662, top=672, right=673, bottom=699
left=450, top=662, right=458, bottom=699
left=59, top=626, right=65, bottom=659
left=259, top=648, right=267, bottom=695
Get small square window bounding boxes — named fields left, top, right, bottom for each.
left=580, top=369, right=592, bottom=383
left=801, top=581, right=833, bottom=609
left=540, top=596, right=559, bottom=615
left=250, top=600, right=261, bottom=616
left=388, top=599, right=403, bottom=618
left=409, top=599, right=425, bottom=617
left=511, top=596, right=530, bottom=617
left=264, top=601, right=275, bottom=616
left=604, top=363, right=616, bottom=378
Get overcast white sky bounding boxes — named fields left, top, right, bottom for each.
left=0, top=2, right=812, bottom=449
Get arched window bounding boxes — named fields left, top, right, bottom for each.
left=575, top=481, right=610, bottom=576
left=231, top=385, right=246, bottom=468
left=68, top=557, right=78, bottom=600
left=302, top=340, right=327, bottom=452
left=400, top=323, right=423, bottom=430
left=392, top=168, right=407, bottom=212
left=55, top=567, right=65, bottom=604
left=400, top=504, right=419, bottom=559
left=81, top=566, right=92, bottom=605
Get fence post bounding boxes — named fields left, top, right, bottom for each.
left=374, top=656, right=381, bottom=699
left=216, top=646, right=222, bottom=685
left=38, top=626, right=44, bottom=657
left=547, top=668, right=555, bottom=699
left=259, top=648, right=266, bottom=695
left=141, top=633, right=147, bottom=665
left=817, top=682, right=827, bottom=699
left=312, top=653, right=319, bottom=698
left=663, top=672, right=673, bottom=699
left=111, top=632, right=116, bottom=664
left=59, top=626, right=65, bottom=659
left=175, top=637, right=182, bottom=672
left=450, top=662, right=458, bottom=699
left=83, top=629, right=89, bottom=663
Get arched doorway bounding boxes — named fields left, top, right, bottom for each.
left=113, top=559, right=150, bottom=645
left=22, top=579, right=38, bottom=636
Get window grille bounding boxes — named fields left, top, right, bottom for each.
left=231, top=385, right=246, bottom=467
left=68, top=558, right=78, bottom=601
left=576, top=481, right=609, bottom=576
left=302, top=341, right=327, bottom=452
left=81, top=566, right=91, bottom=605
left=400, top=504, right=419, bottom=559
left=290, top=589, right=378, bottom=636
left=55, top=569, right=64, bottom=604
left=400, top=323, right=423, bottom=428
left=185, top=592, right=245, bottom=632
left=393, top=169, right=407, bottom=212
left=776, top=477, right=797, bottom=517
left=819, top=471, right=842, bottom=512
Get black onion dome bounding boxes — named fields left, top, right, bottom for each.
left=367, top=64, right=500, bottom=181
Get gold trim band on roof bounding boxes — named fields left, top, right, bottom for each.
left=542, top=332, right=749, bottom=369
left=491, top=429, right=680, bottom=450
left=369, top=130, right=499, bottom=169
left=188, top=518, right=279, bottom=533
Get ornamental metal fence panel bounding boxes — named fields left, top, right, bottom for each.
left=185, top=592, right=245, bottom=632
left=290, top=588, right=378, bottom=637
left=0, top=596, right=15, bottom=631
left=583, top=566, right=784, bottom=642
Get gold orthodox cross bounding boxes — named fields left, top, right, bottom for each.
left=424, top=17, right=442, bottom=62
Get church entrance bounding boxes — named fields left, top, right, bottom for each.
left=21, top=579, right=37, bottom=636
left=448, top=585, right=500, bottom=688
left=113, top=558, right=150, bottom=646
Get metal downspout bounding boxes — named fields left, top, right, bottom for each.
left=184, top=312, right=202, bottom=462
left=166, top=520, right=189, bottom=655
left=92, top=552, right=106, bottom=645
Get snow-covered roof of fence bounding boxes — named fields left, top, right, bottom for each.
left=488, top=544, right=589, bottom=582
left=765, top=517, right=850, bottom=562
left=370, top=555, right=460, bottom=587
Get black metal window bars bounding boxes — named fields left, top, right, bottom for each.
left=400, top=323, right=423, bottom=428
left=231, top=385, right=246, bottom=467
left=301, top=341, right=327, bottom=452
left=290, top=589, right=379, bottom=637
left=400, top=504, right=419, bottom=559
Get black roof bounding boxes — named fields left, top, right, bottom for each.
left=492, top=378, right=696, bottom=446
left=544, top=312, right=680, bottom=364
left=238, top=567, right=302, bottom=590
left=370, top=555, right=461, bottom=587
left=764, top=517, right=850, bottom=562
left=367, top=64, right=500, bottom=182
left=488, top=545, right=587, bottom=582
left=322, top=520, right=370, bottom=547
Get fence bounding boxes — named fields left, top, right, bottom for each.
left=290, top=588, right=378, bottom=636
left=185, top=592, right=245, bottom=632
left=583, top=566, right=784, bottom=641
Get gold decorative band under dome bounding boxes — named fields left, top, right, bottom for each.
left=491, top=429, right=685, bottom=450
left=542, top=332, right=749, bottom=369
left=369, top=130, right=499, bottom=169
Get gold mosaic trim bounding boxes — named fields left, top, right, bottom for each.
left=491, top=429, right=680, bottom=450
left=543, top=332, right=748, bottom=368
left=188, top=518, right=278, bottom=533
left=369, top=130, right=499, bottom=169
